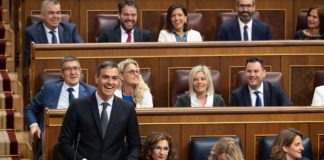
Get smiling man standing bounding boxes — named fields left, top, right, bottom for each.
left=24, top=0, right=83, bottom=66
left=230, top=57, right=292, bottom=106
left=97, top=0, right=152, bottom=42
left=58, top=61, right=141, bottom=160
left=217, top=0, right=272, bottom=41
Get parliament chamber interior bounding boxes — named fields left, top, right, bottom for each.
left=1, top=0, right=324, bottom=159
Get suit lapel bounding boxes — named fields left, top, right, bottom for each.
left=251, top=20, right=259, bottom=40
left=38, top=23, right=49, bottom=43
left=58, top=24, right=66, bottom=43
left=263, top=81, right=270, bottom=106
left=115, top=26, right=122, bottom=42
left=234, top=20, right=242, bottom=40
left=104, top=97, right=119, bottom=138
left=89, top=93, right=102, bottom=138
left=78, top=83, right=86, bottom=97
left=52, top=81, right=63, bottom=107
left=133, top=27, right=139, bottom=42
left=242, top=84, right=252, bottom=106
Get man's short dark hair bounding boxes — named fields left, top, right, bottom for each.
left=96, top=61, right=118, bottom=76
left=60, top=55, right=80, bottom=70
left=118, top=0, right=138, bottom=13
left=245, top=57, right=265, bottom=69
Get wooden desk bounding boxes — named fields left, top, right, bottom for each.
left=32, top=41, right=324, bottom=106
left=44, top=107, right=324, bottom=160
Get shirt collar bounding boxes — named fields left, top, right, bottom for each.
left=238, top=18, right=253, bottom=30
left=62, top=82, right=79, bottom=92
left=120, top=26, right=134, bottom=34
left=95, top=91, right=114, bottom=106
left=43, top=23, right=59, bottom=33
left=248, top=81, right=264, bottom=94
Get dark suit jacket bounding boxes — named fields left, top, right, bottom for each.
left=175, top=93, right=225, bottom=107
left=217, top=19, right=272, bottom=41
left=97, top=25, right=152, bottom=42
left=58, top=93, right=141, bottom=160
left=24, top=22, right=83, bottom=65
left=230, top=81, right=292, bottom=106
left=24, top=79, right=95, bottom=132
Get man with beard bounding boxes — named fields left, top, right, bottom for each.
left=230, top=57, right=292, bottom=106
left=217, top=0, right=272, bottom=41
left=97, top=0, right=152, bottom=42
left=25, top=0, right=83, bottom=66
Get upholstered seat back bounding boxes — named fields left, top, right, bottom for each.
left=189, top=136, right=242, bottom=160
left=26, top=14, right=71, bottom=27
left=93, top=14, right=119, bottom=42
left=235, top=71, right=283, bottom=89
left=258, top=136, right=313, bottom=160
left=171, top=69, right=221, bottom=106
left=296, top=12, right=308, bottom=32
left=140, top=69, right=154, bottom=96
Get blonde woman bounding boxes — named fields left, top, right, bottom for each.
left=115, top=59, right=153, bottom=108
left=208, top=137, right=244, bottom=160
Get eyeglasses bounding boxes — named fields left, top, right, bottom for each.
left=124, top=69, right=139, bottom=75
left=63, top=66, right=81, bottom=72
left=122, top=13, right=137, bottom=17
left=153, top=146, right=169, bottom=153
left=238, top=4, right=254, bottom=9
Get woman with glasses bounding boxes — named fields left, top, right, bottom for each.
left=294, top=6, right=324, bottom=40
left=115, top=59, right=153, bottom=108
left=140, top=132, right=176, bottom=160
left=158, top=3, right=202, bottom=42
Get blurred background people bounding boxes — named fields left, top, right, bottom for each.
left=208, top=137, right=245, bottom=160
left=158, top=3, right=202, bottom=42
left=175, top=65, right=225, bottom=107
left=140, top=132, right=176, bottom=160
left=294, top=6, right=324, bottom=39
left=116, top=59, right=153, bottom=108
left=270, top=128, right=308, bottom=160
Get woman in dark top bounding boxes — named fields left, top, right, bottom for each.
left=294, top=7, right=324, bottom=40
left=175, top=65, right=225, bottom=107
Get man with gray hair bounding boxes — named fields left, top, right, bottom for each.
left=24, top=0, right=83, bottom=66
left=217, top=0, right=272, bottom=41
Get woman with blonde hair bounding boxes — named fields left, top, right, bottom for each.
left=175, top=65, right=225, bottom=107
left=208, top=137, right=244, bottom=160
left=115, top=59, right=153, bottom=108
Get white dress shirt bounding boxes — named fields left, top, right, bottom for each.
left=43, top=24, right=60, bottom=43
left=95, top=91, right=113, bottom=122
left=238, top=18, right=253, bottom=41
left=248, top=82, right=264, bottom=107
left=190, top=92, right=214, bottom=107
left=57, top=82, right=79, bottom=109
left=120, top=26, right=134, bottom=43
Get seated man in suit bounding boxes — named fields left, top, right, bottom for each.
left=217, top=0, right=272, bottom=41
left=58, top=61, right=141, bottom=160
left=97, top=0, right=152, bottom=42
left=230, top=57, right=292, bottom=106
left=24, top=0, right=83, bottom=66
left=24, top=56, right=95, bottom=160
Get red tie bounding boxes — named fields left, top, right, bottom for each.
left=126, top=31, right=132, bottom=43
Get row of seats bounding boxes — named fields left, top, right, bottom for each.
left=26, top=11, right=308, bottom=42
left=189, top=136, right=312, bottom=160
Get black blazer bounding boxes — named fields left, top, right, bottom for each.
left=217, top=19, right=272, bottom=41
left=175, top=93, right=225, bottom=107
left=58, top=93, right=141, bottom=160
left=230, top=81, right=292, bottom=106
left=97, top=25, right=152, bottom=42
left=24, top=22, right=83, bottom=65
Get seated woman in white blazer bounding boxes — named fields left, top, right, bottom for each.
left=312, top=85, right=324, bottom=106
left=158, top=3, right=202, bottom=42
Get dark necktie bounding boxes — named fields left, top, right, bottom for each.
left=254, top=91, right=262, bottom=106
left=126, top=31, right=132, bottom=43
left=243, top=25, right=248, bottom=41
left=101, top=102, right=109, bottom=139
left=67, top=88, right=75, bottom=104
left=49, top=30, right=58, bottom=44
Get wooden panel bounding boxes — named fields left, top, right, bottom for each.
left=141, top=10, right=166, bottom=42
left=258, top=9, right=286, bottom=40
left=44, top=107, right=324, bottom=160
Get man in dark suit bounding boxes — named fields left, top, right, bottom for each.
left=24, top=0, right=83, bottom=66
left=24, top=56, right=95, bottom=160
left=97, top=0, right=152, bottom=42
left=58, top=61, right=141, bottom=160
left=217, top=0, right=272, bottom=41
left=230, top=57, right=292, bottom=106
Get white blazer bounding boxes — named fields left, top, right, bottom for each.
left=312, top=85, right=324, bottom=106
left=158, top=29, right=203, bottom=42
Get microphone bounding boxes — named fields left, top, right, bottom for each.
left=74, top=133, right=81, bottom=160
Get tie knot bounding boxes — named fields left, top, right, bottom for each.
left=254, top=91, right=260, bottom=95
left=67, top=87, right=74, bottom=93
left=49, top=30, right=55, bottom=34
left=102, top=102, right=109, bottom=110
left=244, top=25, right=248, bottom=30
